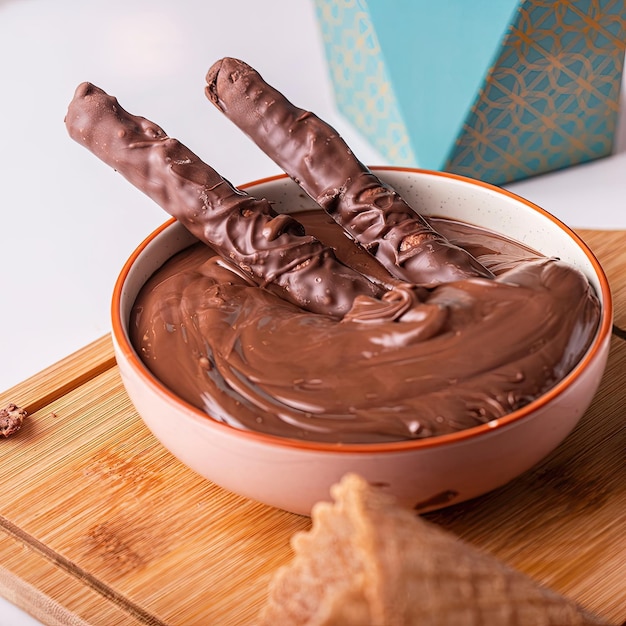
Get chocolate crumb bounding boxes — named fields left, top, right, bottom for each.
left=0, top=403, right=28, bottom=437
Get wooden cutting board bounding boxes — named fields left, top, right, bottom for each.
left=1, top=229, right=624, bottom=626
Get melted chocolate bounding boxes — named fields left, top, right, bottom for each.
left=130, top=212, right=600, bottom=444
left=206, top=58, right=493, bottom=286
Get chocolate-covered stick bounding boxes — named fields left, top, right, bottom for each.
left=206, top=58, right=493, bottom=287
left=65, top=82, right=383, bottom=318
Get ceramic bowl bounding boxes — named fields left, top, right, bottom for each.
left=111, top=168, right=612, bottom=515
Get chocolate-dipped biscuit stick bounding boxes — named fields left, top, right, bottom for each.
left=206, top=58, right=493, bottom=287
left=65, top=82, right=383, bottom=318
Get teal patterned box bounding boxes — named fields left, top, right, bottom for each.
left=314, top=0, right=626, bottom=185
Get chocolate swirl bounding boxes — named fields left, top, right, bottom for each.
left=130, top=213, right=601, bottom=443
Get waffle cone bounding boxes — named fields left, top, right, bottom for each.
left=257, top=474, right=611, bottom=626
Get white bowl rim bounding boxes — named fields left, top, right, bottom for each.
left=111, top=166, right=613, bottom=454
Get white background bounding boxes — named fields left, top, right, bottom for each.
left=1, top=1, right=624, bottom=624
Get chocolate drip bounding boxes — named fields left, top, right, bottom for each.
left=65, top=82, right=383, bottom=318
left=205, top=58, right=493, bottom=287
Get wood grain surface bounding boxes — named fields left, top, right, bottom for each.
left=0, top=229, right=624, bottom=626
